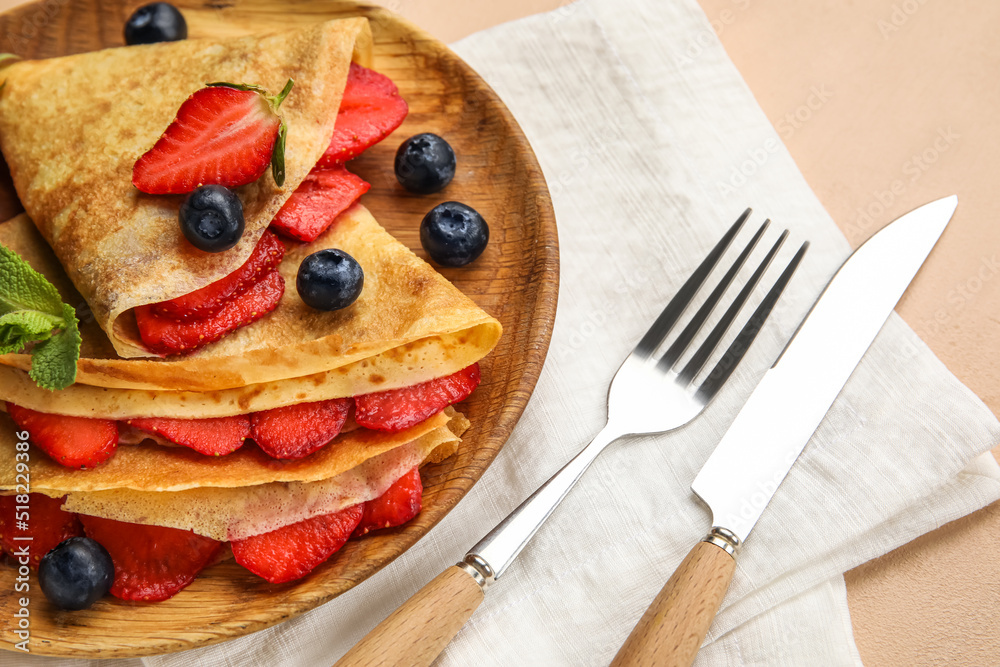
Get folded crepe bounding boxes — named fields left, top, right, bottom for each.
left=0, top=19, right=500, bottom=393
left=0, top=19, right=499, bottom=570
left=0, top=206, right=491, bottom=540
left=0, top=18, right=375, bottom=361
left=0, top=206, right=500, bottom=412
left=0, top=409, right=469, bottom=541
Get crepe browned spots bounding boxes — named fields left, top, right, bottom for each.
left=0, top=207, right=500, bottom=413
left=0, top=18, right=372, bottom=359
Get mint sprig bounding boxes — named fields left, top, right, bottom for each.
left=0, top=244, right=80, bottom=390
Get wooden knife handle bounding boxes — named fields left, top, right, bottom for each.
left=611, top=539, right=736, bottom=667
left=334, top=565, right=485, bottom=667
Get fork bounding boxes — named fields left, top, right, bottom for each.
left=334, top=210, right=808, bottom=667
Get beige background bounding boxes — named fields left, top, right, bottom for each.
left=2, top=0, right=998, bottom=664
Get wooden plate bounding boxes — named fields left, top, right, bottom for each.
left=0, top=0, right=557, bottom=658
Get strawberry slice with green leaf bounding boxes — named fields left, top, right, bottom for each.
left=250, top=398, right=352, bottom=460
left=231, top=504, right=363, bottom=584
left=134, top=268, right=285, bottom=356
left=127, top=414, right=251, bottom=456
left=269, top=165, right=370, bottom=242
left=352, top=467, right=423, bottom=538
left=0, top=494, right=82, bottom=567
left=80, top=515, right=223, bottom=601
left=132, top=79, right=294, bottom=195
left=317, top=63, right=409, bottom=166
left=7, top=404, right=118, bottom=469
left=354, top=363, right=481, bottom=433
left=152, top=231, right=285, bottom=321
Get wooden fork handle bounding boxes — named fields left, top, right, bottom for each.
left=611, top=539, right=736, bottom=667
left=333, top=565, right=484, bottom=667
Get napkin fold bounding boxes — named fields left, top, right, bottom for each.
left=7, top=0, right=1000, bottom=665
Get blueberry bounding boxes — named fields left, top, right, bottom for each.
left=394, top=133, right=456, bottom=194
left=297, top=249, right=364, bottom=311
left=420, top=202, right=489, bottom=267
left=39, top=537, right=114, bottom=611
left=124, top=3, right=187, bottom=45
left=179, top=185, right=245, bottom=253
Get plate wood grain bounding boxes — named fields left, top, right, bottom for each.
left=0, top=0, right=557, bottom=657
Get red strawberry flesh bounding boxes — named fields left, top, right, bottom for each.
left=135, top=268, right=285, bottom=356
left=231, top=504, right=363, bottom=584
left=152, top=231, right=285, bottom=321
left=0, top=494, right=82, bottom=568
left=128, top=415, right=251, bottom=456
left=317, top=63, right=409, bottom=167
left=269, top=165, right=370, bottom=242
left=354, top=363, right=481, bottom=433
left=80, top=515, right=223, bottom=601
left=250, top=398, right=352, bottom=460
left=7, top=404, right=118, bottom=469
left=352, top=467, right=422, bottom=538
left=133, top=85, right=280, bottom=195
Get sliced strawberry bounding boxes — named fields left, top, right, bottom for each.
left=352, top=467, right=423, bottom=538
left=269, top=165, right=370, bottom=242
left=250, top=398, right=351, bottom=460
left=0, top=494, right=82, bottom=568
left=317, top=63, right=409, bottom=167
left=6, top=404, right=118, bottom=469
left=152, top=231, right=285, bottom=321
left=135, top=268, right=285, bottom=356
left=231, top=504, right=363, bottom=584
left=133, top=80, right=293, bottom=195
left=127, top=415, right=250, bottom=456
left=80, top=515, right=222, bottom=601
left=354, top=363, right=481, bottom=433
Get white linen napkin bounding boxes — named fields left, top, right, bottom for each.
left=8, top=0, right=1000, bottom=665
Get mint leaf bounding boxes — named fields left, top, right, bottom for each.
left=0, top=310, right=61, bottom=353
left=0, top=244, right=65, bottom=315
left=28, top=304, right=80, bottom=391
left=0, top=244, right=81, bottom=390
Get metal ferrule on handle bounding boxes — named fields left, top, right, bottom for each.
left=610, top=532, right=739, bottom=667
left=456, top=553, right=494, bottom=591
left=464, top=425, right=625, bottom=586
left=702, top=526, right=741, bottom=556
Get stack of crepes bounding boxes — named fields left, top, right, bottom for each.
left=0, top=18, right=501, bottom=595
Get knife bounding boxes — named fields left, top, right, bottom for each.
left=610, top=194, right=959, bottom=667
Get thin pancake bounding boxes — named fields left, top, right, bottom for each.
left=0, top=205, right=501, bottom=395
left=51, top=412, right=468, bottom=541
left=0, top=409, right=453, bottom=492
left=0, top=18, right=371, bottom=358
left=0, top=328, right=492, bottom=419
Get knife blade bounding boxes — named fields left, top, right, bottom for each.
left=611, top=194, right=958, bottom=667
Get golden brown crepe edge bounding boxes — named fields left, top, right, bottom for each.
left=0, top=324, right=496, bottom=419
left=0, top=204, right=502, bottom=393
left=42, top=411, right=468, bottom=541
left=0, top=409, right=455, bottom=493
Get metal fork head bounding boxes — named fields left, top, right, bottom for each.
left=607, top=209, right=808, bottom=435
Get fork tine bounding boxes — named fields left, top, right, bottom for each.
left=676, top=229, right=788, bottom=385
left=633, top=208, right=751, bottom=358
left=695, top=240, right=809, bottom=403
left=656, top=220, right=769, bottom=372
